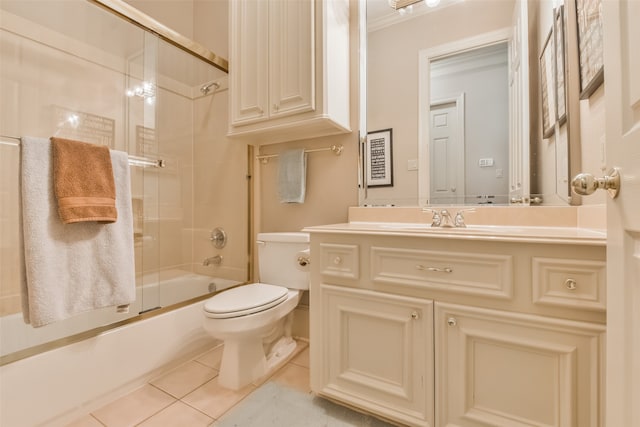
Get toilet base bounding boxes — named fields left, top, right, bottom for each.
left=217, top=335, right=298, bottom=390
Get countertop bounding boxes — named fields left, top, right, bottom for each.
left=303, top=222, right=606, bottom=246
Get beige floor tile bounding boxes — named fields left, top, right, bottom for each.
left=137, top=401, right=213, bottom=427
left=150, top=360, right=218, bottom=398
left=196, top=344, right=224, bottom=370
left=291, top=346, right=310, bottom=368
left=182, top=377, right=255, bottom=419
left=271, top=363, right=311, bottom=393
left=91, top=384, right=175, bottom=427
left=64, top=414, right=104, bottom=427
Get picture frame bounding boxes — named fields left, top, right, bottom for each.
left=540, top=29, right=556, bottom=139
left=575, top=0, right=604, bottom=99
left=365, top=128, right=393, bottom=187
left=554, top=5, right=567, bottom=125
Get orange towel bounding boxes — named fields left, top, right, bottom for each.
left=51, top=137, right=117, bottom=224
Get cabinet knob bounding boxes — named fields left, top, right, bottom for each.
left=447, top=317, right=457, bottom=327
left=273, top=104, right=279, bottom=111
left=333, top=256, right=342, bottom=265
left=411, top=311, right=420, bottom=320
left=565, top=278, right=577, bottom=290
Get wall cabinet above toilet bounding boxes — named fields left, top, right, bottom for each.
left=227, top=0, right=351, bottom=145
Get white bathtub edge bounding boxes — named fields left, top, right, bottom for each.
left=0, top=300, right=214, bottom=427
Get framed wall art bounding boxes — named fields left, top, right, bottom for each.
left=575, top=0, right=604, bottom=99
left=540, top=29, right=556, bottom=139
left=365, top=128, right=393, bottom=187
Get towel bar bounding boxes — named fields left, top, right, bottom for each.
left=255, top=144, right=343, bottom=164
left=0, top=135, right=166, bottom=168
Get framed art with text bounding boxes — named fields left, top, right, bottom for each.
left=365, top=128, right=393, bottom=187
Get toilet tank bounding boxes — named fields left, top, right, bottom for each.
left=257, top=232, right=309, bottom=290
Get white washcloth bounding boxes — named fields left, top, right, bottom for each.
left=20, top=137, right=135, bottom=327
left=277, top=148, right=307, bottom=203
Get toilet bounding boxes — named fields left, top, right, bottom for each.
left=202, top=232, right=309, bottom=390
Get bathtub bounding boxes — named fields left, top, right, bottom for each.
left=0, top=271, right=243, bottom=427
left=0, top=271, right=240, bottom=357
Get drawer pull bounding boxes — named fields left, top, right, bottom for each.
left=416, top=265, right=453, bottom=273
left=333, top=256, right=343, bottom=265
left=565, top=278, right=577, bottom=290
left=447, top=317, right=457, bottom=327
left=411, top=311, right=420, bottom=320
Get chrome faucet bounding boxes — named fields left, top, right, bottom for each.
left=439, top=209, right=454, bottom=227
left=422, top=208, right=442, bottom=227
left=203, top=255, right=223, bottom=266
left=453, top=209, right=475, bottom=228
left=423, top=208, right=474, bottom=228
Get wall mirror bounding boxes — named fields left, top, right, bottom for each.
left=359, top=0, right=585, bottom=207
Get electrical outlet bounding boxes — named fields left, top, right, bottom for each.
left=479, top=158, right=494, bottom=167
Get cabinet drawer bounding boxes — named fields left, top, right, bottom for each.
left=319, top=243, right=359, bottom=280
left=371, top=247, right=513, bottom=299
left=532, top=257, right=606, bottom=311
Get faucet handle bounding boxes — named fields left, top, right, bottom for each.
left=422, top=208, right=442, bottom=227
left=453, top=208, right=475, bottom=227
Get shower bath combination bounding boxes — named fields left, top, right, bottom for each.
left=0, top=1, right=251, bottom=425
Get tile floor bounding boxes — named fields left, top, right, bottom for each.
left=66, top=341, right=311, bottom=427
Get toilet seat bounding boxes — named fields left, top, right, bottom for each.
left=204, top=283, right=288, bottom=319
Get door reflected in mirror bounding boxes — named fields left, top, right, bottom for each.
left=427, top=42, right=509, bottom=205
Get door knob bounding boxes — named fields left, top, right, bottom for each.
left=571, top=168, right=620, bottom=199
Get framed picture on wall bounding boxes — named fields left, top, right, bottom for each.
left=575, top=0, right=604, bottom=99
left=365, top=128, right=393, bottom=187
left=554, top=5, right=567, bottom=125
left=540, top=29, right=556, bottom=139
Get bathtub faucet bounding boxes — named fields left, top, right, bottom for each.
left=203, top=255, right=223, bottom=266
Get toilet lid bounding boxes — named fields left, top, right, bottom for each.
left=204, top=283, right=288, bottom=319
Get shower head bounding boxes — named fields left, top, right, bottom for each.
left=200, top=81, right=220, bottom=95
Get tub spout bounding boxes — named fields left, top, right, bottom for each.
left=203, top=255, right=223, bottom=266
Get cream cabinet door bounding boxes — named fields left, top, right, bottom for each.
left=229, top=0, right=268, bottom=126
left=317, top=284, right=434, bottom=427
left=268, top=0, right=314, bottom=118
left=229, top=0, right=314, bottom=125
left=435, top=302, right=605, bottom=427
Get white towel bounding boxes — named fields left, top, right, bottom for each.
left=277, top=148, right=307, bottom=203
left=20, top=137, right=135, bottom=327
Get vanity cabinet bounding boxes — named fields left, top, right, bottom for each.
left=308, top=228, right=606, bottom=427
left=228, top=0, right=350, bottom=145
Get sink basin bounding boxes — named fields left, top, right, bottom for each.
left=377, top=223, right=520, bottom=233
